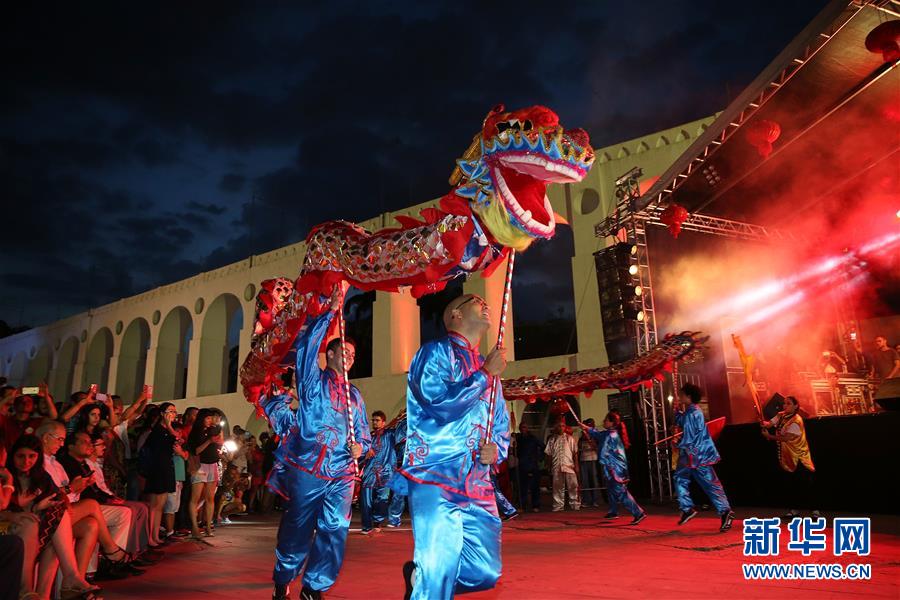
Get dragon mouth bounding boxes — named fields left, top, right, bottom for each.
left=492, top=165, right=555, bottom=238
left=496, top=151, right=587, bottom=184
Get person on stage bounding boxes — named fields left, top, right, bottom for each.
left=582, top=413, right=646, bottom=525
left=359, top=410, right=403, bottom=534
left=261, top=287, right=371, bottom=600
left=759, top=395, right=818, bottom=519
left=673, top=383, right=735, bottom=533
left=398, top=294, right=510, bottom=600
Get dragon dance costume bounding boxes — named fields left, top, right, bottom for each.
left=360, top=418, right=406, bottom=531
left=262, top=305, right=371, bottom=593
left=586, top=427, right=644, bottom=519
left=673, top=403, right=731, bottom=516
left=398, top=332, right=510, bottom=599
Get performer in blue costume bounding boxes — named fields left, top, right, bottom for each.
left=673, top=383, right=735, bottom=533
left=582, top=413, right=646, bottom=525
left=387, top=414, right=408, bottom=527
left=262, top=288, right=372, bottom=600
left=398, top=293, right=510, bottom=600
left=360, top=410, right=403, bottom=533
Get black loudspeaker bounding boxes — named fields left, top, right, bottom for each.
left=875, top=378, right=900, bottom=411
left=764, top=393, right=785, bottom=420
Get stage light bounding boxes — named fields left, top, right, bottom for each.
left=634, top=285, right=643, bottom=296
left=667, top=394, right=674, bottom=403
left=628, top=264, right=638, bottom=275
left=636, top=310, right=645, bottom=322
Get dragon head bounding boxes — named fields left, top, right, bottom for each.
left=451, top=105, right=594, bottom=250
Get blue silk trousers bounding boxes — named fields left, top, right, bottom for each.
left=360, top=484, right=391, bottom=530
left=408, top=481, right=502, bottom=599
left=272, top=467, right=354, bottom=590
left=673, top=464, right=731, bottom=515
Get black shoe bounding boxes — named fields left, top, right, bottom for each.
left=629, top=512, right=647, bottom=526
left=502, top=512, right=519, bottom=521
left=403, top=561, right=416, bottom=600
left=94, top=561, right=129, bottom=581
left=603, top=512, right=619, bottom=520
left=299, top=586, right=322, bottom=600
left=720, top=511, right=735, bottom=532
left=678, top=509, right=698, bottom=526
left=272, top=584, right=290, bottom=600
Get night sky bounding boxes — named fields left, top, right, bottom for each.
left=2, top=1, right=829, bottom=328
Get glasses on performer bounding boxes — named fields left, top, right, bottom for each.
left=456, top=295, right=488, bottom=310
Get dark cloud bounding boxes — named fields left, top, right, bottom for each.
left=218, top=174, right=246, bottom=194
left=1, top=1, right=830, bottom=326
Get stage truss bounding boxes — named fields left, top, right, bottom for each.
left=596, top=175, right=799, bottom=502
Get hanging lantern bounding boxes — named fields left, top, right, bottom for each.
left=660, top=203, right=689, bottom=238
left=865, top=20, right=900, bottom=62
left=744, top=119, right=781, bottom=159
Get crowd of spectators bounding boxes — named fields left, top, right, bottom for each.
left=0, top=379, right=278, bottom=600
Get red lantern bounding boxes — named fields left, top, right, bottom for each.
left=744, top=119, right=781, bottom=159
left=660, top=203, right=689, bottom=238
left=865, top=20, right=900, bottom=62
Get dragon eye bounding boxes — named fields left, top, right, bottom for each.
left=496, top=119, right=522, bottom=134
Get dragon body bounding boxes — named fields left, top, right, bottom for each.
left=240, top=105, right=704, bottom=411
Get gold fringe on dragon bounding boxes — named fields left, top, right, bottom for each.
left=240, top=104, right=706, bottom=412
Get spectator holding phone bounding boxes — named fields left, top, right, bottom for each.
left=1, top=438, right=42, bottom=599
left=0, top=388, right=51, bottom=451
left=186, top=408, right=224, bottom=540
left=6, top=434, right=101, bottom=598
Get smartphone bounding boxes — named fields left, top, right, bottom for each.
left=89, top=384, right=98, bottom=396
left=143, top=384, right=153, bottom=400
left=21, top=386, right=40, bottom=395
left=95, top=393, right=109, bottom=402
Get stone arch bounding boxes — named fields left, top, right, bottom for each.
left=116, top=318, right=150, bottom=403
left=51, top=337, right=79, bottom=399
left=197, top=293, right=243, bottom=396
left=6, top=351, right=27, bottom=387
left=82, top=328, right=114, bottom=392
left=154, top=307, right=193, bottom=401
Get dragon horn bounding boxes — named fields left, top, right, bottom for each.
left=448, top=133, right=482, bottom=186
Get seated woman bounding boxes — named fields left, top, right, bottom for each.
left=6, top=434, right=102, bottom=600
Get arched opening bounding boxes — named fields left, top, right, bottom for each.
left=82, top=328, right=114, bottom=392
left=51, top=337, right=79, bottom=399
left=198, top=294, right=243, bottom=396
left=512, top=227, right=578, bottom=359
left=6, top=352, right=27, bottom=387
left=417, top=278, right=465, bottom=345
left=25, top=346, right=52, bottom=386
left=343, top=289, right=374, bottom=379
left=154, top=307, right=193, bottom=401
left=116, top=318, right=150, bottom=404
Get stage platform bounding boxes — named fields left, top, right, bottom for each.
left=99, top=506, right=899, bottom=599
left=717, top=411, right=900, bottom=514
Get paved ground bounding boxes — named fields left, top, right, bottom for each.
left=100, top=506, right=900, bottom=599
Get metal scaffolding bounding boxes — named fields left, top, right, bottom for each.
left=596, top=174, right=798, bottom=503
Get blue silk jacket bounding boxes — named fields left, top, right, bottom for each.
left=587, top=428, right=630, bottom=483
left=361, top=421, right=405, bottom=489
left=263, top=308, right=371, bottom=483
left=398, top=332, right=510, bottom=501
left=675, top=403, right=720, bottom=468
